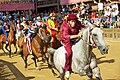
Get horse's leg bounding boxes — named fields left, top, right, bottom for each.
left=32, top=53, right=38, bottom=69
left=42, top=52, right=51, bottom=68
left=60, top=71, right=65, bottom=80
left=22, top=47, right=29, bottom=69
left=86, top=67, right=93, bottom=80
left=1, top=43, right=7, bottom=55
left=47, top=53, right=57, bottom=76
left=51, top=68, right=57, bottom=76
left=5, top=43, right=10, bottom=52
left=60, top=73, right=65, bottom=80
left=90, top=53, right=102, bottom=80
left=2, top=47, right=6, bottom=55
left=13, top=42, right=17, bottom=54
left=57, top=67, right=65, bottom=80
left=42, top=46, right=51, bottom=68
left=24, top=55, right=28, bottom=68
left=8, top=43, right=12, bottom=58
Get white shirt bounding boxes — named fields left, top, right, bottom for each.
left=112, top=4, right=118, bottom=10
left=104, top=10, right=111, bottom=17
left=112, top=10, right=119, bottom=17
left=98, top=3, right=103, bottom=10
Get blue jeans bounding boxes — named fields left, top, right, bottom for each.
left=5, top=32, right=9, bottom=41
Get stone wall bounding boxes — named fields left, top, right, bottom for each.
left=102, top=28, right=120, bottom=39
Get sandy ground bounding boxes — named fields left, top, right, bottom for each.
left=0, top=39, right=120, bottom=80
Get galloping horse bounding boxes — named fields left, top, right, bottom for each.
left=47, top=24, right=109, bottom=80
left=0, top=22, right=17, bottom=58
left=18, top=27, right=50, bottom=69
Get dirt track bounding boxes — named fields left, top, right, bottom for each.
left=0, top=39, right=120, bottom=80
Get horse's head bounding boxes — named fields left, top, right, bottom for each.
left=38, top=28, right=49, bottom=43
left=89, top=27, right=109, bottom=55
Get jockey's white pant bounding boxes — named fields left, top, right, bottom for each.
left=26, top=33, right=32, bottom=54
left=16, top=29, right=21, bottom=41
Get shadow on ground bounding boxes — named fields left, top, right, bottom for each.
left=0, top=60, right=35, bottom=80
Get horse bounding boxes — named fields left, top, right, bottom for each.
left=18, top=27, right=50, bottom=69
left=0, top=22, right=17, bottom=58
left=47, top=24, right=109, bottom=80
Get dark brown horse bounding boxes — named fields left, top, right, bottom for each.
left=18, top=28, right=50, bottom=69
left=0, top=22, right=17, bottom=58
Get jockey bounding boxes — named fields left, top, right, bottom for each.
left=26, top=20, right=35, bottom=54
left=36, top=16, right=43, bottom=28
left=60, top=13, right=85, bottom=78
left=21, top=17, right=29, bottom=36
left=16, top=20, right=21, bottom=41
left=0, top=21, right=3, bottom=35
left=46, top=13, right=59, bottom=48
left=3, top=22, right=10, bottom=44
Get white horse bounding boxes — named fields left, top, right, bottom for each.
left=47, top=24, right=108, bottom=80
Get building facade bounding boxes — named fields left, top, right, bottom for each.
left=36, top=0, right=60, bottom=13
left=0, top=0, right=35, bottom=11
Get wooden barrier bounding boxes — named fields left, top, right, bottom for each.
left=102, top=28, right=120, bottom=39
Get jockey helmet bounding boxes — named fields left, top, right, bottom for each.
left=23, top=17, right=26, bottom=21
left=67, top=13, right=78, bottom=21
left=37, top=16, right=42, bottom=21
left=49, top=13, right=56, bottom=17
left=17, top=20, right=20, bottom=23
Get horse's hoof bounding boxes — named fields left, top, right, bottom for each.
left=9, top=55, right=12, bottom=58
left=37, top=59, right=40, bottom=62
left=66, top=78, right=69, bottom=80
left=54, top=73, right=57, bottom=76
left=96, top=77, right=102, bottom=80
left=36, top=67, right=39, bottom=70
left=14, top=52, right=17, bottom=54
left=25, top=68, right=27, bottom=71
left=41, top=58, right=46, bottom=63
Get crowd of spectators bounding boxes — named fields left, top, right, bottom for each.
left=0, top=1, right=120, bottom=29
left=60, top=2, right=120, bottom=28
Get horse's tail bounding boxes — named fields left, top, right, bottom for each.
left=47, top=47, right=56, bottom=54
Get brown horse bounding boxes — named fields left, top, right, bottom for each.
left=0, top=23, right=17, bottom=58
left=18, top=28, right=50, bottom=69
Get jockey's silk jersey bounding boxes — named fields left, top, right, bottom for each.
left=47, top=19, right=55, bottom=28
left=28, top=27, right=34, bottom=34
left=60, top=20, right=85, bottom=44
left=4, top=25, right=10, bottom=31
left=36, top=21, right=42, bottom=27
left=16, top=23, right=21, bottom=30
left=46, top=19, right=59, bottom=35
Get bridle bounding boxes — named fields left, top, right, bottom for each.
left=37, top=28, right=44, bottom=40
left=37, top=28, right=49, bottom=44
left=80, top=27, right=97, bottom=48
left=88, top=27, right=97, bottom=48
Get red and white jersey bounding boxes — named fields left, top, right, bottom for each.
left=36, top=21, right=42, bottom=27
left=16, top=23, right=21, bottom=30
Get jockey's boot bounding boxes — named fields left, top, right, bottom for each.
left=6, top=41, right=8, bottom=44
left=30, top=51, right=32, bottom=54
left=65, top=71, right=70, bottom=79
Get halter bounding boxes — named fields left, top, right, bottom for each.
left=79, top=27, right=97, bottom=48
